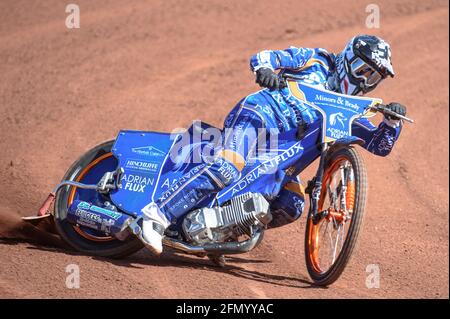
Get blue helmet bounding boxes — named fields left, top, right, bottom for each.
left=335, top=35, right=394, bottom=95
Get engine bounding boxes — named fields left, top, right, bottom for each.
left=182, top=193, right=272, bottom=245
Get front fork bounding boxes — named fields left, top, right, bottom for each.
left=306, top=142, right=329, bottom=225
left=307, top=142, right=352, bottom=226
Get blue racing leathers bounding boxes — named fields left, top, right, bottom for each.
left=155, top=46, right=402, bottom=228
left=250, top=46, right=402, bottom=227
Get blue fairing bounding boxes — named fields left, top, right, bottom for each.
left=108, top=123, right=322, bottom=217
left=109, top=123, right=217, bottom=216
left=109, top=130, right=176, bottom=216
left=108, top=83, right=383, bottom=219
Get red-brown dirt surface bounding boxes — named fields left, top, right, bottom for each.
left=0, top=0, right=448, bottom=298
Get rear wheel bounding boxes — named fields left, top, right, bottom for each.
left=305, top=146, right=367, bottom=286
left=53, top=140, right=143, bottom=258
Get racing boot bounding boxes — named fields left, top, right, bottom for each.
left=140, top=202, right=170, bottom=255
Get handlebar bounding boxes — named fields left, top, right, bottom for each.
left=368, top=104, right=414, bottom=123
left=280, top=74, right=414, bottom=124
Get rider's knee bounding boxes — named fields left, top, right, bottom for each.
left=208, top=149, right=245, bottom=187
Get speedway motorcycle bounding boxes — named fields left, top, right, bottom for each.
left=23, top=78, right=413, bottom=286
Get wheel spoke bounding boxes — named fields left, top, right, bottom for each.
left=327, top=185, right=338, bottom=211
left=340, top=222, right=346, bottom=250
left=339, top=165, right=347, bottom=210
left=331, top=224, right=341, bottom=264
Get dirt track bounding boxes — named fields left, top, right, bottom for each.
left=0, top=0, right=448, bottom=298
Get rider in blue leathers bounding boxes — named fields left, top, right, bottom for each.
left=140, top=35, right=407, bottom=255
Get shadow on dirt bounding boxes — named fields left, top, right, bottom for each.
left=1, top=234, right=324, bottom=290
left=101, top=249, right=323, bottom=289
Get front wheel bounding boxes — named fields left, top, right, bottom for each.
left=53, top=140, right=143, bottom=258
left=305, top=146, right=367, bottom=286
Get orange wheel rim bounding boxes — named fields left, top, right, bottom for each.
left=68, top=152, right=115, bottom=242
left=308, top=156, right=355, bottom=273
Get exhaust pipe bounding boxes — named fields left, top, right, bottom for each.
left=162, top=228, right=264, bottom=255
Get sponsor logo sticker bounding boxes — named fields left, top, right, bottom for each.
left=124, top=159, right=159, bottom=173
left=73, top=202, right=121, bottom=232
left=329, top=112, right=347, bottom=128
left=131, top=146, right=165, bottom=157
left=121, top=173, right=155, bottom=193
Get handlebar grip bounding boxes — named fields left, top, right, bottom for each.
left=372, top=103, right=414, bottom=123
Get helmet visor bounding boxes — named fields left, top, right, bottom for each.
left=350, top=57, right=383, bottom=87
